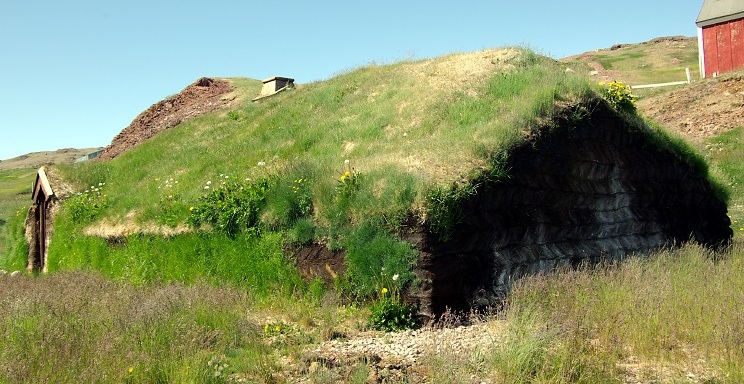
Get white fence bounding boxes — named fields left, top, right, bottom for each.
left=630, top=68, right=693, bottom=90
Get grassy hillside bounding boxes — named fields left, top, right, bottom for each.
left=3, top=47, right=722, bottom=287
left=0, top=147, right=102, bottom=171
left=4, top=49, right=600, bottom=284
left=561, top=36, right=698, bottom=87
left=1, top=45, right=742, bottom=383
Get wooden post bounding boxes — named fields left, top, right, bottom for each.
left=685, top=67, right=692, bottom=84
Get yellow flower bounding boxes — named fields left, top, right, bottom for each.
left=128, top=367, right=134, bottom=374
left=340, top=171, right=351, bottom=181
left=264, top=324, right=269, bottom=333
left=381, top=287, right=388, bottom=294
left=275, top=325, right=281, bottom=332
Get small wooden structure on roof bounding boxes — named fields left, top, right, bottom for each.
left=252, top=76, right=295, bottom=101
left=696, top=0, right=744, bottom=78
left=27, top=167, right=56, bottom=273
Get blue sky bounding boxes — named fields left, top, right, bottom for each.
left=1, top=0, right=705, bottom=161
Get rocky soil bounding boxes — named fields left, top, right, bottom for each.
left=637, top=73, right=744, bottom=140
left=98, top=77, right=234, bottom=160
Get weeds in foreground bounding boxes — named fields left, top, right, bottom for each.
left=368, top=285, right=416, bottom=331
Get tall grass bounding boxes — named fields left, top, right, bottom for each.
left=493, top=243, right=744, bottom=381
left=0, top=271, right=266, bottom=383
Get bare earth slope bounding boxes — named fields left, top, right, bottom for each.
left=637, top=72, right=744, bottom=139
left=98, top=77, right=234, bottom=160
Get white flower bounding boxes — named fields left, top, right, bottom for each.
left=206, top=180, right=212, bottom=185
left=257, top=161, right=266, bottom=167
left=344, top=159, right=350, bottom=165
left=392, top=274, right=399, bottom=281
left=204, top=186, right=210, bottom=190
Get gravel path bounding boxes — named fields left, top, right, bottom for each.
left=310, top=320, right=508, bottom=364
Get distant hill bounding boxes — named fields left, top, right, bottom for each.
left=560, top=36, right=699, bottom=86
left=0, top=148, right=103, bottom=171
left=562, top=36, right=744, bottom=141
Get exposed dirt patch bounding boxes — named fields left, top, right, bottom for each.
left=637, top=73, right=744, bottom=140
left=98, top=77, right=234, bottom=160
left=293, top=243, right=346, bottom=282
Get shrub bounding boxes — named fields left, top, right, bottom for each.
left=600, top=80, right=636, bottom=113
left=342, top=221, right=417, bottom=298
left=65, top=183, right=108, bottom=222
left=369, top=287, right=416, bottom=331
left=188, top=176, right=271, bottom=237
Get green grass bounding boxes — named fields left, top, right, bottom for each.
left=0, top=272, right=277, bottom=383
left=0, top=168, right=34, bottom=260
left=33, top=48, right=605, bottom=288
left=564, top=38, right=700, bottom=85
left=490, top=244, right=744, bottom=382
left=703, top=127, right=744, bottom=232
left=0, top=46, right=739, bottom=382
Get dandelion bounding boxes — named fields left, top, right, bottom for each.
left=381, top=287, right=388, bottom=294
left=128, top=367, right=134, bottom=374
left=275, top=325, right=281, bottom=332
left=264, top=324, right=269, bottom=333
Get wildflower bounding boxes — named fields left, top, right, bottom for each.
left=189, top=207, right=194, bottom=211
left=381, top=287, right=388, bottom=294
left=204, top=186, right=210, bottom=190
left=128, top=367, right=134, bottom=374
left=392, top=274, right=399, bottom=281
left=206, top=180, right=212, bottom=185
left=264, top=324, right=269, bottom=333
left=275, top=325, right=281, bottom=332
left=257, top=161, right=266, bottom=167
left=340, top=171, right=351, bottom=181
left=344, top=159, right=350, bottom=166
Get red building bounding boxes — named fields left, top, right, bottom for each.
left=696, top=0, right=744, bottom=78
